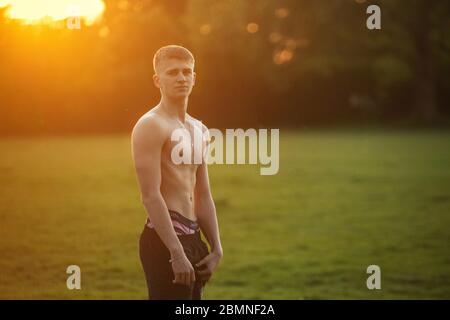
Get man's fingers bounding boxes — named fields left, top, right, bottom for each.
left=195, top=259, right=205, bottom=268
left=180, top=273, right=185, bottom=285
left=173, top=270, right=197, bottom=286
left=173, top=272, right=181, bottom=284
left=197, top=268, right=211, bottom=276
left=195, top=255, right=210, bottom=267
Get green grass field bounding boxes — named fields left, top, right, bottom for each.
left=1, top=130, right=449, bottom=299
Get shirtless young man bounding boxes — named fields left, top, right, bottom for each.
left=131, top=45, right=223, bottom=300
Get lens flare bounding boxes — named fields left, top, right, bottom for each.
left=0, top=0, right=105, bottom=25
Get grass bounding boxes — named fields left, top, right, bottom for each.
left=0, top=129, right=449, bottom=299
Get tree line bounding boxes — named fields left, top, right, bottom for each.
left=0, top=0, right=449, bottom=135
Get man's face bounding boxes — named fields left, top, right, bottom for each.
left=154, top=58, right=196, bottom=100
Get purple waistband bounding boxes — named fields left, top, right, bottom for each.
left=146, top=210, right=199, bottom=235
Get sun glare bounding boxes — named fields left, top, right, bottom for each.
left=0, top=0, right=105, bottom=25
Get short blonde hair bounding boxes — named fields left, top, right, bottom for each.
left=153, top=45, right=195, bottom=73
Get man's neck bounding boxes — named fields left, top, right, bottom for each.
left=159, top=96, right=188, bottom=123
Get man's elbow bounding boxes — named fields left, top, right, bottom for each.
left=141, top=193, right=162, bottom=207
left=197, top=195, right=215, bottom=211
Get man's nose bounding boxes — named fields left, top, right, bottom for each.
left=176, top=72, right=187, bottom=82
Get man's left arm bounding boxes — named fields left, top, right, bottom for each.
left=193, top=127, right=223, bottom=281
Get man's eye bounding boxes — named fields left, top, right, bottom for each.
left=183, top=70, right=192, bottom=75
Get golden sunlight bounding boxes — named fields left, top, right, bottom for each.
left=0, top=0, right=105, bottom=25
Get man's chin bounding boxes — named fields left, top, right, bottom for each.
left=170, top=92, right=190, bottom=99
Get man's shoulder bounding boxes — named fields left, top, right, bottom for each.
left=186, top=114, right=209, bottom=132
left=132, top=108, right=169, bottom=139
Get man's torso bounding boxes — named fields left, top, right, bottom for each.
left=143, top=107, right=207, bottom=221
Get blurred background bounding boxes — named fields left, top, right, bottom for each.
left=0, top=0, right=449, bottom=299
left=1, top=0, right=449, bottom=133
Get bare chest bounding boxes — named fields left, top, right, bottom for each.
left=163, top=123, right=206, bottom=165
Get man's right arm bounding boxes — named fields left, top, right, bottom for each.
left=131, top=116, right=196, bottom=286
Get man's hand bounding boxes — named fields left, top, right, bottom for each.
left=170, top=254, right=196, bottom=286
left=195, top=251, right=222, bottom=282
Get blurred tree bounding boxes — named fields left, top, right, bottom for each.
left=377, top=0, right=450, bottom=123
left=0, top=0, right=449, bottom=134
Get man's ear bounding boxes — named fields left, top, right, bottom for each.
left=153, top=74, right=160, bottom=88
left=192, top=72, right=196, bottom=87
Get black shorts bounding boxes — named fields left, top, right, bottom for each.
left=139, top=225, right=210, bottom=300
